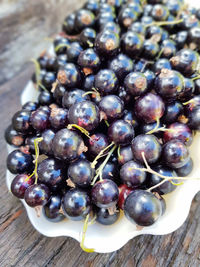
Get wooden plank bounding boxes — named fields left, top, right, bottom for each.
left=0, top=0, right=85, bottom=85
left=0, top=68, right=200, bottom=266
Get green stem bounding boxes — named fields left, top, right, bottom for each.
left=80, top=214, right=95, bottom=253
left=91, top=142, right=114, bottom=169
left=145, top=19, right=183, bottom=28
left=67, top=124, right=90, bottom=139
left=91, top=144, right=117, bottom=185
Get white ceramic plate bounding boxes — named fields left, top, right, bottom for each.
left=6, top=0, right=200, bottom=253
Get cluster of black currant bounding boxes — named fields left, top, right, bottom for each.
left=5, top=0, right=200, bottom=252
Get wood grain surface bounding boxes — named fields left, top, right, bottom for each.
left=0, top=65, right=200, bottom=267
left=0, top=0, right=85, bottom=85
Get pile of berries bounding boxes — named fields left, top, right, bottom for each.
left=5, top=0, right=200, bottom=251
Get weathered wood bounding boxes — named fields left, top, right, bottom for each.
left=0, top=67, right=200, bottom=267
left=0, top=0, right=85, bottom=85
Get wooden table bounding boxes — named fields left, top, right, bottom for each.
left=0, top=66, right=200, bottom=267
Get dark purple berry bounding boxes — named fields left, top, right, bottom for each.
left=124, top=190, right=162, bottom=226
left=24, top=184, right=51, bottom=207
left=62, top=188, right=91, bottom=220
left=92, top=179, right=119, bottom=208
left=11, top=174, right=34, bottom=199
left=131, top=134, right=162, bottom=164
left=7, top=149, right=33, bottom=174
left=108, top=120, right=135, bottom=145
left=162, top=139, right=189, bottom=168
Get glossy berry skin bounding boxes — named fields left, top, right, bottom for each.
left=11, top=174, right=34, bottom=199
left=184, top=96, right=200, bottom=112
left=67, top=42, right=83, bottom=63
left=134, top=59, right=147, bottom=72
left=142, top=40, right=159, bottom=59
left=53, top=84, right=66, bottom=105
left=139, top=122, right=163, bottom=137
left=140, top=15, right=153, bottom=25
left=162, top=140, right=189, bottom=168
left=62, top=188, right=91, bottom=220
left=22, top=101, right=38, bottom=112
left=95, top=69, right=119, bottom=94
left=163, top=123, right=193, bottom=146
left=95, top=207, right=119, bottom=225
left=187, top=107, right=200, bottom=130
left=143, top=69, right=155, bottom=90
left=68, top=101, right=100, bottom=131
left=84, top=0, right=99, bottom=14
left=162, top=101, right=183, bottom=124
left=120, top=160, right=146, bottom=188
left=124, top=190, right=162, bottom=226
left=43, top=195, right=65, bottom=222
left=108, top=120, right=135, bottom=145
left=175, top=30, right=188, bottom=49
left=134, top=93, right=165, bottom=123
left=97, top=12, right=116, bottom=29
left=100, top=22, right=121, bottom=34
left=38, top=158, right=66, bottom=190
left=118, top=184, right=133, bottom=210
left=62, top=13, right=76, bottom=34
left=12, top=110, right=31, bottom=133
left=108, top=53, right=134, bottom=80
left=98, top=161, right=119, bottom=181
left=54, top=36, right=70, bottom=55
left=25, top=136, right=38, bottom=154
left=62, top=89, right=90, bottom=110
left=131, top=134, right=162, bottom=164
left=151, top=4, right=169, bottom=21
left=80, top=28, right=96, bottom=47
left=99, top=95, right=124, bottom=120
left=153, top=59, right=172, bottom=74
left=118, top=86, right=131, bottom=105
left=52, top=129, right=85, bottom=162
left=57, top=54, right=68, bottom=69
left=5, top=125, right=24, bottom=147
left=40, top=129, right=55, bottom=155
left=68, top=159, right=94, bottom=188
left=170, top=49, right=199, bottom=77
left=118, top=145, right=133, bottom=165
left=155, top=69, right=184, bottom=99
left=7, top=149, right=33, bottom=174
left=118, top=7, right=138, bottom=28
left=78, top=48, right=100, bottom=71
left=24, top=184, right=51, bottom=207
left=188, top=26, right=200, bottom=44
left=83, top=74, right=95, bottom=91
left=42, top=72, right=56, bottom=90
left=57, top=63, right=82, bottom=88
left=121, top=31, right=143, bottom=58
left=91, top=179, right=119, bottom=208
left=95, top=30, right=120, bottom=56
left=179, top=78, right=195, bottom=100
left=149, top=167, right=177, bottom=195
left=129, top=21, right=146, bottom=35
left=75, top=9, right=95, bottom=32
left=161, top=39, right=176, bottom=58
left=175, top=158, right=193, bottom=177
left=166, top=0, right=181, bottom=16
left=49, top=107, right=68, bottom=130
left=88, top=133, right=109, bottom=156
left=30, top=108, right=50, bottom=132
left=38, top=91, right=53, bottom=106
left=124, top=72, right=148, bottom=96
